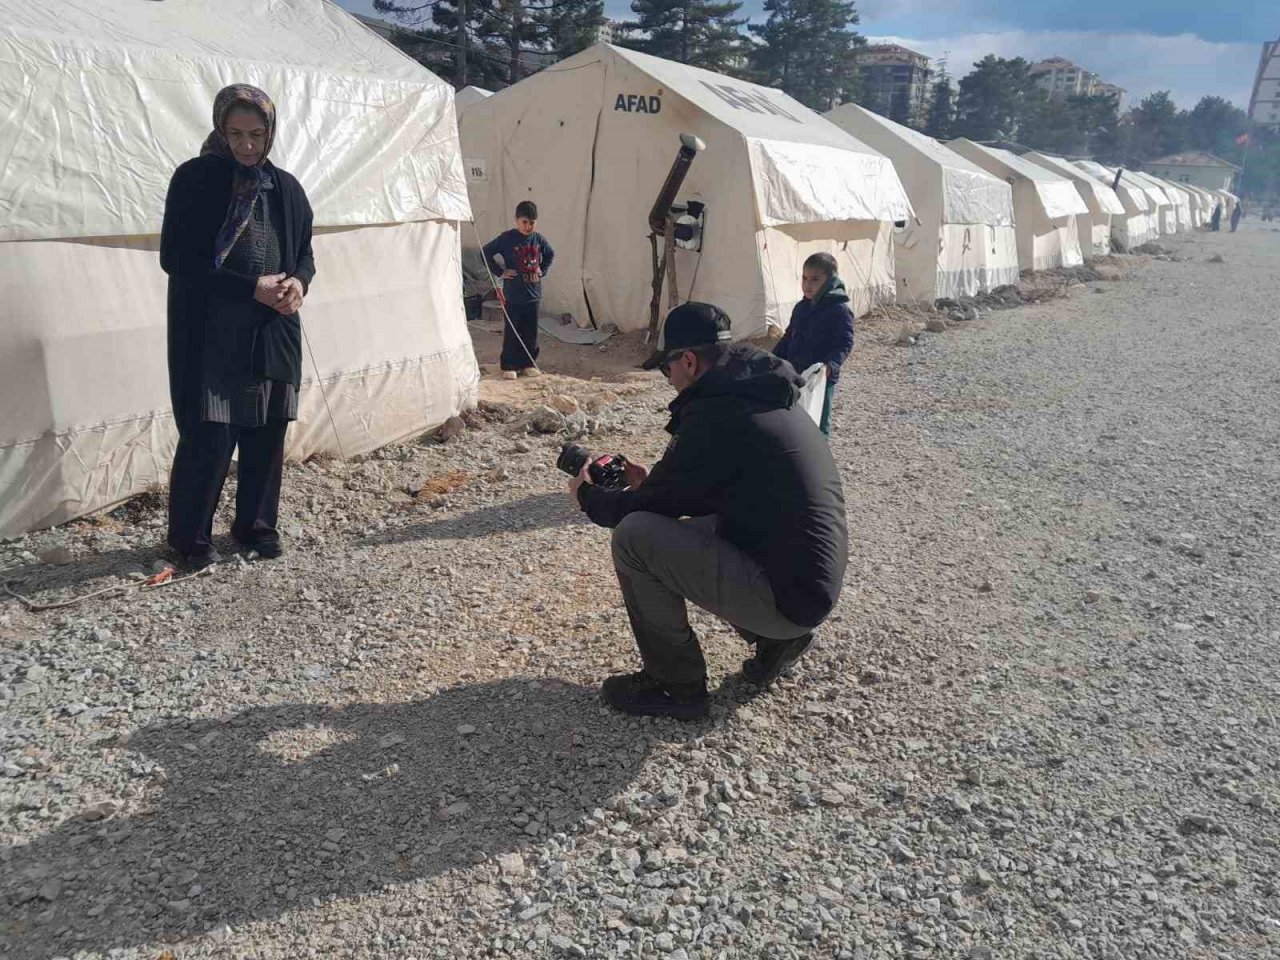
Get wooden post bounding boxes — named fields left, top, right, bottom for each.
left=665, top=216, right=679, bottom=314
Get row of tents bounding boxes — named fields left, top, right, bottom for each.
left=458, top=43, right=1239, bottom=327
left=0, top=1, right=1241, bottom=538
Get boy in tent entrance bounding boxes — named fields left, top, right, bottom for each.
left=772, top=253, right=855, bottom=438
left=483, top=201, right=556, bottom=379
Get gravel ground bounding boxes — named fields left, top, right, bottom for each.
left=2, top=222, right=1279, bottom=960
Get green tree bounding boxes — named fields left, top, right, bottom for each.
left=923, top=68, right=955, bottom=140
left=617, top=0, right=748, bottom=73
left=1019, top=94, right=1081, bottom=155
left=1239, top=126, right=1280, bottom=201
left=1125, top=91, right=1188, bottom=162
left=953, top=55, right=1035, bottom=142
left=747, top=0, right=863, bottom=110
left=1186, top=96, right=1249, bottom=163
left=376, top=0, right=603, bottom=88
left=1019, top=92, right=1120, bottom=157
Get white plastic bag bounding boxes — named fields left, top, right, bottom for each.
left=797, top=362, right=828, bottom=428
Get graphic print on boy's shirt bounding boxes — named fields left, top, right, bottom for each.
left=482, top=229, right=556, bottom=303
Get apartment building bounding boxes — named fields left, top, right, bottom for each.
left=860, top=44, right=932, bottom=127
left=1030, top=57, right=1124, bottom=106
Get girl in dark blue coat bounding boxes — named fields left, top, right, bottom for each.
left=772, top=253, right=855, bottom=436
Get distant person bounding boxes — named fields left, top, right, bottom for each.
left=771, top=252, right=855, bottom=437
left=161, top=84, right=315, bottom=569
left=1230, top=201, right=1244, bottom=233
left=483, top=201, right=555, bottom=380
left=1210, top=203, right=1222, bottom=232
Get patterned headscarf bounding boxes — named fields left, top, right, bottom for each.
left=200, top=84, right=277, bottom=270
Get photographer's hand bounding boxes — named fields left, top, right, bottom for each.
left=623, top=461, right=649, bottom=489
left=568, top=463, right=591, bottom=504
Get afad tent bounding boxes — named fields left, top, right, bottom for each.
left=947, top=140, right=1087, bottom=272
left=824, top=104, right=1017, bottom=302
left=1071, top=160, right=1154, bottom=250
left=1123, top=170, right=1180, bottom=234
left=1213, top=189, right=1239, bottom=220
left=0, top=0, right=476, bottom=538
left=1158, top=180, right=1196, bottom=231
left=1097, top=166, right=1177, bottom=236
left=1025, top=152, right=1126, bottom=258
left=1183, top=184, right=1216, bottom=225
left=459, top=44, right=912, bottom=338
left=455, top=85, right=494, bottom=113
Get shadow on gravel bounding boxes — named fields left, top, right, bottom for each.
left=360, top=491, right=589, bottom=546
left=1, top=543, right=171, bottom=600
left=0, top=678, right=660, bottom=958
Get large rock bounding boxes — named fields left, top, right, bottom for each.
left=436, top=416, right=466, bottom=442
left=528, top=406, right=566, bottom=434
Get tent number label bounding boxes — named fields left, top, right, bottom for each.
left=465, top=158, right=487, bottom=181
left=615, top=94, right=662, bottom=114
left=699, top=81, right=799, bottom=122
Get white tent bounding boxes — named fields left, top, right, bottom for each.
left=1071, top=160, right=1154, bottom=250
left=1183, top=183, right=1216, bottom=225
left=1125, top=170, right=1180, bottom=234
left=1158, top=180, right=1196, bottom=230
left=947, top=140, right=1087, bottom=272
left=459, top=44, right=913, bottom=338
left=0, top=0, right=477, bottom=539
left=1025, top=153, right=1125, bottom=258
left=824, top=104, right=1018, bottom=302
left=1213, top=189, right=1238, bottom=220
left=1106, top=167, right=1177, bottom=236
left=455, top=85, right=494, bottom=113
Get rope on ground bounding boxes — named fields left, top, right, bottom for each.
left=3, top=566, right=212, bottom=613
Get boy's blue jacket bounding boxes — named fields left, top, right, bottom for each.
left=772, top=276, right=856, bottom=385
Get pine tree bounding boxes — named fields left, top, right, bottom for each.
left=923, top=66, right=954, bottom=139
left=617, top=0, right=748, bottom=74
left=376, top=0, right=603, bottom=89
left=1186, top=96, right=1249, bottom=163
left=1125, top=91, right=1188, bottom=161
left=953, top=55, right=1036, bottom=142
left=747, top=0, right=863, bottom=112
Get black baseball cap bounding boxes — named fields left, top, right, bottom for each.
left=641, top=302, right=733, bottom=370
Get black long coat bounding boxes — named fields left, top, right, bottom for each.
left=160, top=155, right=315, bottom=430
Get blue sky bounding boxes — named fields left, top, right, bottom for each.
left=334, top=0, right=1268, bottom=108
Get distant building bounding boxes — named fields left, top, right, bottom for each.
left=1029, top=57, right=1124, bottom=107
left=1093, top=82, right=1126, bottom=108
left=859, top=44, right=932, bottom=128
left=594, top=20, right=617, bottom=45
left=1146, top=152, right=1241, bottom=192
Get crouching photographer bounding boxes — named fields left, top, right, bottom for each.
left=566, top=302, right=848, bottom=720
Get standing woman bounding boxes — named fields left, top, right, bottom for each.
left=161, top=84, right=315, bottom=568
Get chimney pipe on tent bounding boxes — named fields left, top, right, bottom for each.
left=647, top=133, right=706, bottom=342
left=649, top=133, right=706, bottom=234
left=1112, top=167, right=1124, bottom=192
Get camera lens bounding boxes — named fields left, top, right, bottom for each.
left=556, top=442, right=590, bottom=477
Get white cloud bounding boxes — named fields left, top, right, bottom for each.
left=871, top=30, right=1257, bottom=109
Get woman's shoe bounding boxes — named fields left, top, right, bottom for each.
left=501, top=370, right=518, bottom=380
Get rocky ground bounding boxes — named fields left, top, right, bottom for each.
left=2, top=223, right=1279, bottom=960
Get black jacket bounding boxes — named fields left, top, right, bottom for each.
left=772, top=276, right=856, bottom=385
left=160, top=154, right=315, bottom=428
left=578, top=344, right=848, bottom=628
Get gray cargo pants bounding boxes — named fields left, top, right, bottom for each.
left=610, top=512, right=811, bottom=687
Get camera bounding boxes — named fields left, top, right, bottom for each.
left=557, top=443, right=630, bottom=489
